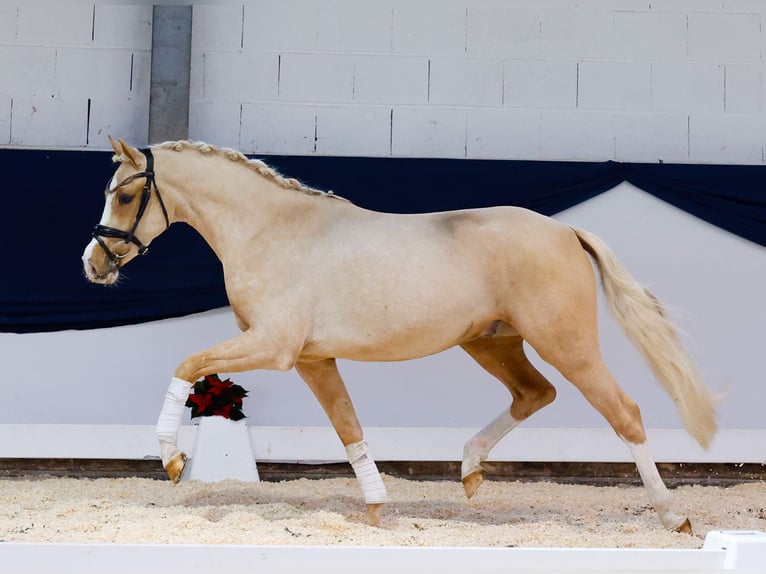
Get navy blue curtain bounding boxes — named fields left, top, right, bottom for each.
left=1, top=150, right=764, bottom=333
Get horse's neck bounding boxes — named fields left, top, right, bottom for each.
left=163, top=153, right=308, bottom=260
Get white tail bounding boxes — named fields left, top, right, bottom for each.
left=572, top=227, right=717, bottom=449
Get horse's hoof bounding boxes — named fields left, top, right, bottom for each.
left=462, top=469, right=484, bottom=499
left=674, top=518, right=693, bottom=535
left=365, top=503, right=384, bottom=527
left=165, top=452, right=187, bottom=484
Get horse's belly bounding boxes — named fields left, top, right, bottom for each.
left=301, top=304, right=496, bottom=362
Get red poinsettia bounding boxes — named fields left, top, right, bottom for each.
left=185, top=374, right=248, bottom=420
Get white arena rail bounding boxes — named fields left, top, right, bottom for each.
left=1, top=530, right=764, bottom=574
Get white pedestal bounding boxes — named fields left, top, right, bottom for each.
left=183, top=417, right=260, bottom=482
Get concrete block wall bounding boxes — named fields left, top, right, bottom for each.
left=190, top=1, right=766, bottom=164
left=0, top=5, right=152, bottom=148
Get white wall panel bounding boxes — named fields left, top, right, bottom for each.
left=189, top=100, right=242, bottom=149
left=0, top=46, right=56, bottom=95
left=92, top=6, right=152, bottom=50
left=540, top=110, right=615, bottom=161
left=278, top=53, right=355, bottom=103
left=0, top=95, right=9, bottom=144
left=203, top=51, right=279, bottom=102
left=612, top=113, right=689, bottom=163
left=10, top=96, right=87, bottom=147
left=428, top=57, right=504, bottom=107
left=651, top=63, right=725, bottom=113
left=14, top=5, right=93, bottom=47
left=577, top=61, right=651, bottom=112
left=0, top=4, right=150, bottom=149
left=391, top=106, right=466, bottom=158
left=503, top=60, right=577, bottom=109
left=466, top=108, right=541, bottom=160
left=689, top=113, right=766, bottom=164
left=89, top=96, right=150, bottom=147
left=466, top=7, right=540, bottom=57
left=352, top=56, right=429, bottom=105
left=241, top=102, right=316, bottom=154
left=723, top=64, right=764, bottom=113
left=391, top=4, right=465, bottom=55
left=315, top=105, right=391, bottom=156
left=687, top=13, right=761, bottom=63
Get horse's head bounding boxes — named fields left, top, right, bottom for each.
left=82, top=136, right=170, bottom=284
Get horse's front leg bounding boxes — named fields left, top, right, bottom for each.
left=295, top=358, right=388, bottom=526
left=157, top=330, right=300, bottom=483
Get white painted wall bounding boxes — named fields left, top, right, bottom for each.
left=2, top=2, right=765, bottom=162
left=190, top=1, right=766, bottom=164
left=0, top=5, right=152, bottom=147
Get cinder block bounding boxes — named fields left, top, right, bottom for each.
left=466, top=6, right=540, bottom=57
left=724, top=64, right=763, bottom=113
left=391, top=107, right=467, bottom=158
left=504, top=60, right=577, bottom=109
left=466, top=108, right=541, bottom=160
left=0, top=95, right=10, bottom=144
left=55, top=49, right=134, bottom=99
left=612, top=113, right=689, bottom=163
left=577, top=61, right=650, bottom=111
left=16, top=5, right=93, bottom=46
left=88, top=96, right=150, bottom=148
left=651, top=63, right=724, bottom=113
left=392, top=4, right=466, bottom=55
left=607, top=11, right=686, bottom=61
left=315, top=105, right=391, bottom=156
left=203, top=51, right=279, bottom=102
left=540, top=110, right=615, bottom=161
left=308, top=1, right=392, bottom=53
left=0, top=47, right=57, bottom=96
left=189, top=101, right=242, bottom=149
left=242, top=2, right=320, bottom=52
left=429, top=57, right=503, bottom=107
left=689, top=113, right=766, bottom=164
left=353, top=56, right=429, bottom=105
left=539, top=8, right=613, bottom=60
left=130, top=50, right=152, bottom=101
left=192, top=5, right=244, bottom=53
left=93, top=5, right=153, bottom=49
left=11, top=96, right=88, bottom=147
left=278, top=53, right=355, bottom=103
left=0, top=6, right=17, bottom=42
left=243, top=1, right=391, bottom=53
left=240, top=102, right=317, bottom=155
left=688, top=13, right=761, bottom=63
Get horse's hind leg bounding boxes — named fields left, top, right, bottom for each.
left=459, top=335, right=556, bottom=498
left=519, top=293, right=691, bottom=532
left=295, top=358, right=387, bottom=526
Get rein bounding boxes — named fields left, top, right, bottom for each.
left=92, top=147, right=170, bottom=265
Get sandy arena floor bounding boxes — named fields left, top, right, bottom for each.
left=0, top=476, right=764, bottom=548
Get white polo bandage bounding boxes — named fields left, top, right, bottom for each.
left=346, top=440, right=388, bottom=504
left=156, top=377, right=192, bottom=467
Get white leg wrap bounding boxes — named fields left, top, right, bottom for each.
left=626, top=440, right=687, bottom=530
left=462, top=408, right=521, bottom=479
left=156, top=377, right=192, bottom=467
left=346, top=440, right=388, bottom=504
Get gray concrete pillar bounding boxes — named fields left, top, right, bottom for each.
left=148, top=6, right=192, bottom=143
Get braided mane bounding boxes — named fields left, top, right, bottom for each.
left=116, top=140, right=344, bottom=200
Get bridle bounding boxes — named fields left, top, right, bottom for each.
left=92, top=147, right=170, bottom=266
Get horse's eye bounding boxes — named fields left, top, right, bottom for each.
left=118, top=193, right=134, bottom=205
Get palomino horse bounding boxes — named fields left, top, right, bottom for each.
left=83, top=138, right=717, bottom=533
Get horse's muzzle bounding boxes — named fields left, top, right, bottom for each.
left=82, top=240, right=121, bottom=285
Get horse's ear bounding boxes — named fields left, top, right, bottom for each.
left=116, top=138, right=144, bottom=169
left=108, top=134, right=120, bottom=153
